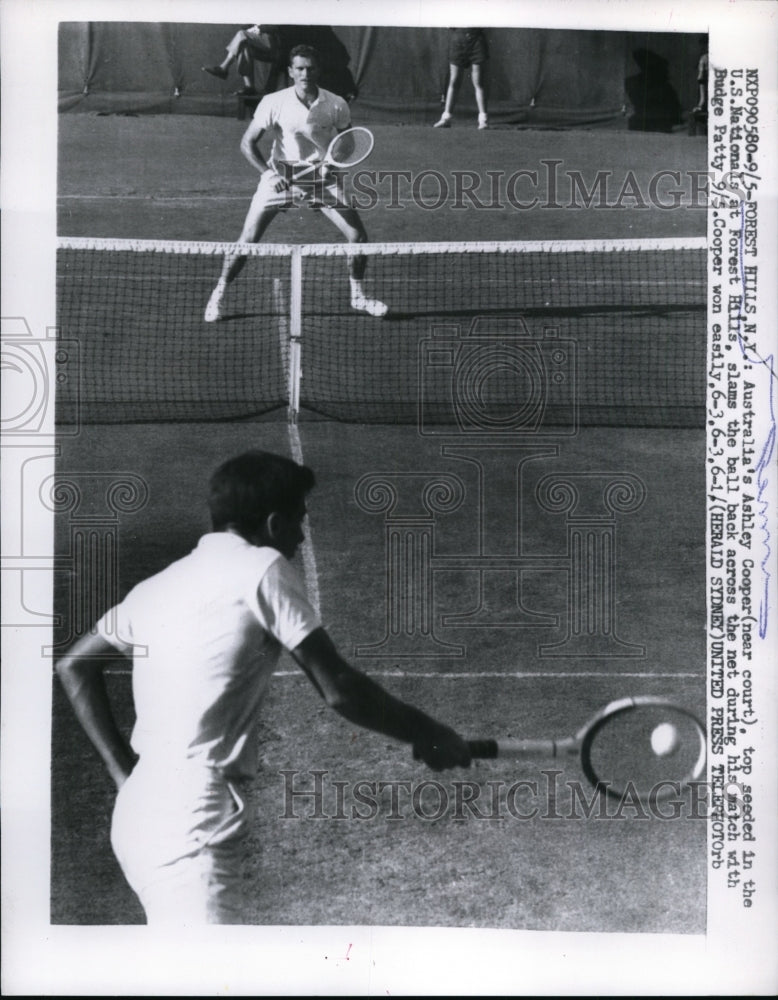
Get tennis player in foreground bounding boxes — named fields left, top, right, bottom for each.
left=205, top=45, right=387, bottom=322
left=56, top=450, right=471, bottom=925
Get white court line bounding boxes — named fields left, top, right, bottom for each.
left=58, top=194, right=253, bottom=200
left=288, top=421, right=322, bottom=620
left=271, top=272, right=322, bottom=620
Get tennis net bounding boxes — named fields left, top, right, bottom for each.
left=56, top=236, right=707, bottom=428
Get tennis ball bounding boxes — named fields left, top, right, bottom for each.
left=650, top=722, right=681, bottom=757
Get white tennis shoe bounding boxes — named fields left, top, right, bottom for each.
left=350, top=292, right=389, bottom=318
left=204, top=283, right=226, bottom=322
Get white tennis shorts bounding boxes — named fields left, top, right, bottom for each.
left=111, top=759, right=252, bottom=925
left=251, top=166, right=350, bottom=212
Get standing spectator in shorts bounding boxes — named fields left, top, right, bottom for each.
left=203, top=45, right=386, bottom=322
left=55, top=449, right=472, bottom=924
left=434, top=28, right=489, bottom=130
left=691, top=36, right=709, bottom=114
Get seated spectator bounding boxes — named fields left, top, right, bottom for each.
left=203, top=24, right=358, bottom=102
left=202, top=25, right=276, bottom=96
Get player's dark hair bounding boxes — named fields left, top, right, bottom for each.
left=288, top=44, right=320, bottom=67
left=208, top=450, right=315, bottom=538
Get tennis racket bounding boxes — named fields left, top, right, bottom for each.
left=291, top=126, right=375, bottom=181
left=447, top=695, right=706, bottom=803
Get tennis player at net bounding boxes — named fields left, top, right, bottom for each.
left=205, top=45, right=387, bottom=322
left=55, top=450, right=471, bottom=925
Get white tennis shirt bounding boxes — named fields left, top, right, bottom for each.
left=252, top=85, right=351, bottom=167
left=97, top=532, right=320, bottom=779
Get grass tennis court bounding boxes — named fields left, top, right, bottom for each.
left=52, top=115, right=708, bottom=931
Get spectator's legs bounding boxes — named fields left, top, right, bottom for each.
left=471, top=62, right=489, bottom=128
left=434, top=63, right=463, bottom=126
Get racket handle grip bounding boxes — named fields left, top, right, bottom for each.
left=411, top=739, right=499, bottom=760
left=467, top=739, right=500, bottom=759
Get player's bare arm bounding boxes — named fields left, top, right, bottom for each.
left=239, top=119, right=289, bottom=192
left=292, top=627, right=472, bottom=771
left=55, top=633, right=138, bottom=790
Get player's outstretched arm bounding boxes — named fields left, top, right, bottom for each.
left=55, top=633, right=138, bottom=790
left=292, top=628, right=471, bottom=771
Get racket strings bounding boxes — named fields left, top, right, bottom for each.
left=582, top=705, right=705, bottom=800
left=329, top=128, right=374, bottom=167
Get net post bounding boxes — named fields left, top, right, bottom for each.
left=287, top=247, right=303, bottom=423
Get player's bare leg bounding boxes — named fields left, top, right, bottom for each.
left=472, top=63, right=489, bottom=129
left=322, top=205, right=388, bottom=318
left=204, top=194, right=281, bottom=322
left=434, top=64, right=463, bottom=127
